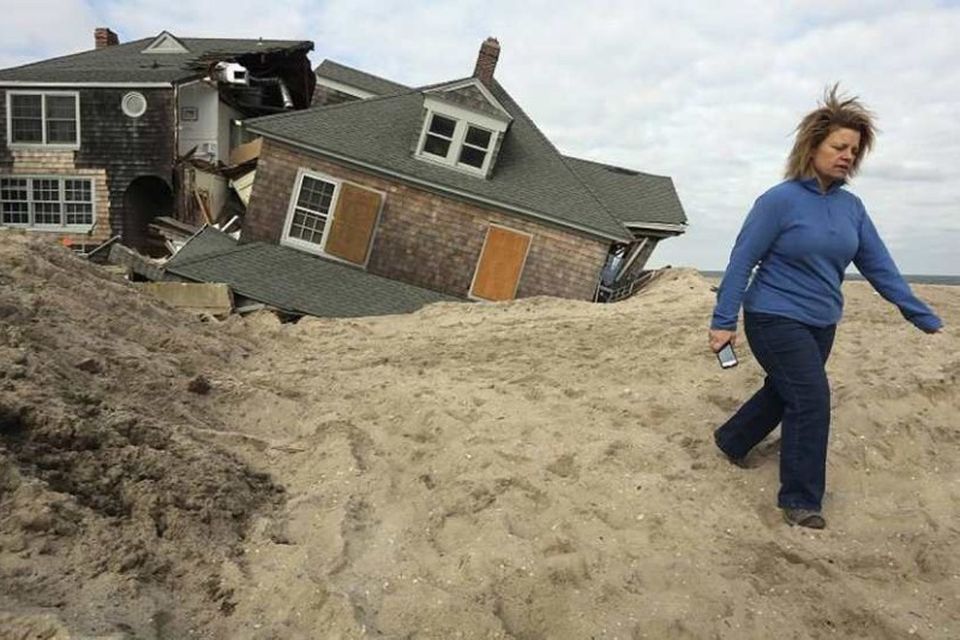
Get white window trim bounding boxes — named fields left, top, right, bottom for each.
left=415, top=110, right=498, bottom=177
left=0, top=174, right=96, bottom=232
left=281, top=167, right=343, bottom=257
left=5, top=90, right=81, bottom=150
left=280, top=168, right=387, bottom=267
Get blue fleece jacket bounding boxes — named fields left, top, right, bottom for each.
left=711, top=178, right=942, bottom=332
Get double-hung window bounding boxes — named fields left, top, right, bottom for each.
left=284, top=172, right=338, bottom=249
left=418, top=112, right=497, bottom=175
left=0, top=176, right=95, bottom=229
left=458, top=126, right=493, bottom=169
left=423, top=114, right=456, bottom=159
left=7, top=92, right=80, bottom=147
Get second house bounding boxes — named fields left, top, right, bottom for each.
left=242, top=39, right=686, bottom=302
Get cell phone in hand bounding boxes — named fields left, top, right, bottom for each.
left=716, top=341, right=738, bottom=369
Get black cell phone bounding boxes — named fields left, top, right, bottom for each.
left=716, top=342, right=738, bottom=369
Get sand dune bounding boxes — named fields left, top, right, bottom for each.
left=1, top=230, right=958, bottom=639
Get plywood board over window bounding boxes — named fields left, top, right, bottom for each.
left=325, top=182, right=383, bottom=266
left=470, top=224, right=532, bottom=301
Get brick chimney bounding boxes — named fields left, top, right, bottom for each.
left=473, top=37, right=500, bottom=87
left=95, top=28, right=119, bottom=49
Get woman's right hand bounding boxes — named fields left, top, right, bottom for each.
left=709, top=329, right=737, bottom=353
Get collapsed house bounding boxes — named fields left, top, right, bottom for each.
left=1, top=33, right=686, bottom=317
left=238, top=38, right=687, bottom=303
left=0, top=28, right=314, bottom=253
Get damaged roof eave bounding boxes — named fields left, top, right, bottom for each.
left=247, top=128, right=635, bottom=244
left=625, top=222, right=687, bottom=235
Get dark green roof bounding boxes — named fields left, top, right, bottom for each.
left=0, top=36, right=313, bottom=84
left=246, top=79, right=634, bottom=241
left=563, top=156, right=687, bottom=228
left=315, top=59, right=408, bottom=96
left=165, top=227, right=454, bottom=318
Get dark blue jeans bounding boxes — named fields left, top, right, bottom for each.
left=714, top=312, right=836, bottom=511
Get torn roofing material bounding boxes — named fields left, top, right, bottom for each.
left=165, top=227, right=455, bottom=318
left=245, top=79, right=635, bottom=242
left=0, top=37, right=314, bottom=85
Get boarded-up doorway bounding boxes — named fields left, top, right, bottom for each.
left=470, top=224, right=531, bottom=301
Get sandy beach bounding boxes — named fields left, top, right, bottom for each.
left=1, top=230, right=958, bottom=639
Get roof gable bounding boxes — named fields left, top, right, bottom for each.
left=424, top=78, right=511, bottom=121
left=142, top=31, right=190, bottom=54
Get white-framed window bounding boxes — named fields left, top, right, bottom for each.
left=0, top=176, right=95, bottom=230
left=281, top=169, right=341, bottom=253
left=6, top=91, right=80, bottom=148
left=458, top=125, right=494, bottom=169
left=417, top=110, right=497, bottom=176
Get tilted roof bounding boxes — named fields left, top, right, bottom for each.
left=563, top=156, right=687, bottom=228
left=166, top=227, right=454, bottom=318
left=0, top=35, right=313, bottom=85
left=246, top=78, right=635, bottom=241
left=314, top=59, right=409, bottom=96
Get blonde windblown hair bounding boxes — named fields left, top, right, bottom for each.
left=785, top=84, right=877, bottom=180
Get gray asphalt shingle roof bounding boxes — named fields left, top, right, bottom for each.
left=166, top=227, right=454, bottom=318
left=314, top=59, right=409, bottom=96
left=0, top=36, right=313, bottom=84
left=563, top=156, right=687, bottom=227
left=246, top=79, right=635, bottom=241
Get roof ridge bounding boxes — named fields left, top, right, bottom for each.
left=0, top=37, right=153, bottom=74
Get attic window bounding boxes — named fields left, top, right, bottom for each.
left=459, top=126, right=492, bottom=168
left=423, top=114, right=456, bottom=158
left=417, top=111, right=497, bottom=176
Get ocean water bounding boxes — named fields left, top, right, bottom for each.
left=699, top=271, right=960, bottom=286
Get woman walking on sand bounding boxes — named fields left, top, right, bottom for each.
left=708, top=85, right=943, bottom=530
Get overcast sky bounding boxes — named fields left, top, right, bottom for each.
left=3, top=0, right=958, bottom=274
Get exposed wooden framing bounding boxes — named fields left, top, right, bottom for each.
left=614, top=237, right=649, bottom=283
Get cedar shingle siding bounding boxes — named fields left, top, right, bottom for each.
left=244, top=139, right=608, bottom=300
left=0, top=87, right=175, bottom=244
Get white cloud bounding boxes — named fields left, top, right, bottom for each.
left=1, top=0, right=958, bottom=274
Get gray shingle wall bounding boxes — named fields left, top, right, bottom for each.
left=0, top=86, right=175, bottom=243
left=244, top=139, right=610, bottom=301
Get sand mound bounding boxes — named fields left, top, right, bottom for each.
left=0, top=231, right=280, bottom=638
left=2, top=230, right=958, bottom=639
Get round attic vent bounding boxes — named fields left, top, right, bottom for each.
left=121, top=92, right=147, bottom=118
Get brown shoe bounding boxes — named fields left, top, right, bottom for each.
left=783, top=508, right=826, bottom=529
